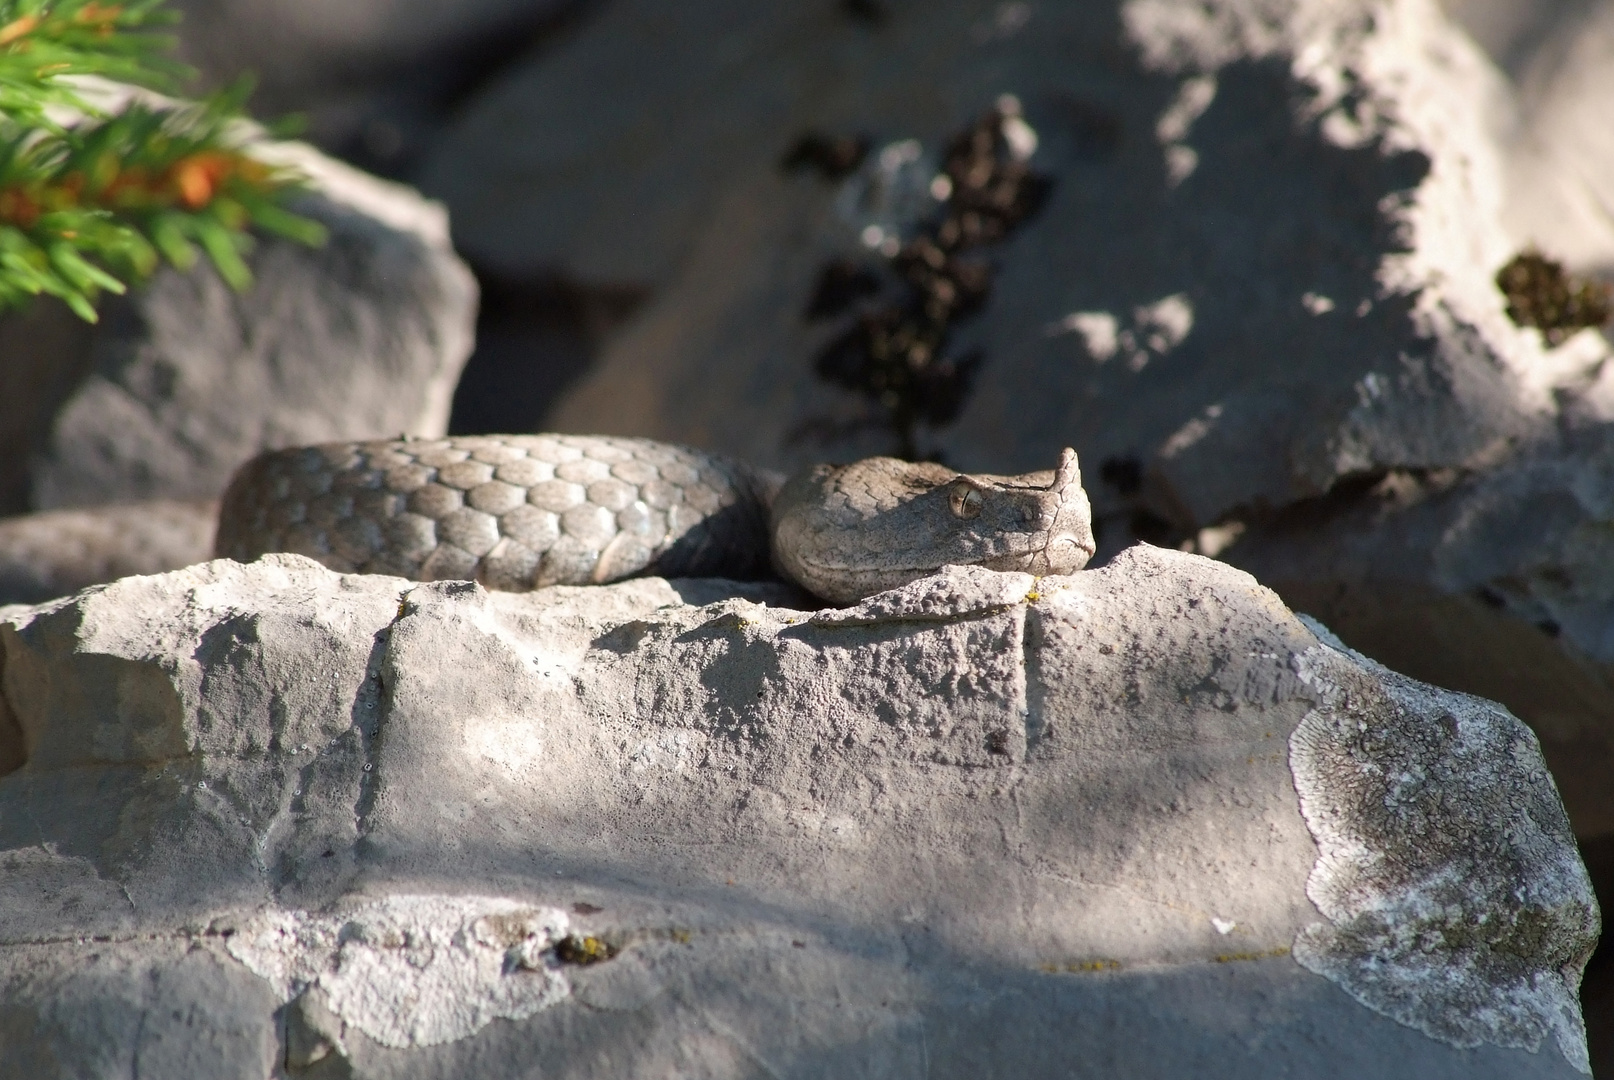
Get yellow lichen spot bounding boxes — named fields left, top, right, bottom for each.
left=553, top=933, right=616, bottom=965
left=1042, top=958, right=1121, bottom=973
left=1066, top=959, right=1121, bottom=973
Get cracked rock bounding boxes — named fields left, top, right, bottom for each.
left=0, top=550, right=1596, bottom=1077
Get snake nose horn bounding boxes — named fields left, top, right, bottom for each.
left=1053, top=447, right=1081, bottom=491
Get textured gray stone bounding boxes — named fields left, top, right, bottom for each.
left=420, top=0, right=1588, bottom=531
left=168, top=0, right=580, bottom=164
left=0, top=550, right=1595, bottom=1076
left=1222, top=425, right=1614, bottom=846
left=2, top=142, right=475, bottom=516
left=1443, top=0, right=1614, bottom=272
left=418, top=0, right=1614, bottom=898
left=0, top=501, right=217, bottom=607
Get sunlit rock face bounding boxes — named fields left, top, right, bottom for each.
left=419, top=0, right=1563, bottom=509
left=415, top=0, right=1614, bottom=891
left=0, top=551, right=1595, bottom=1077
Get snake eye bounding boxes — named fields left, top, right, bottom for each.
left=949, top=481, right=983, bottom=520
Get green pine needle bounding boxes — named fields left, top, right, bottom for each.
left=0, top=0, right=326, bottom=321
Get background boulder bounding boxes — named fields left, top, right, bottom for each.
left=21, top=145, right=476, bottom=513
left=170, top=0, right=584, bottom=173
left=0, top=142, right=477, bottom=605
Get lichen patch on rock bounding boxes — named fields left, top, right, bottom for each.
left=1289, top=637, right=1600, bottom=1073
left=225, top=894, right=574, bottom=1049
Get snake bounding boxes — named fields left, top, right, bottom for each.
left=214, top=435, right=1096, bottom=605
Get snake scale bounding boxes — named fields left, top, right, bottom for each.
left=215, top=435, right=1096, bottom=604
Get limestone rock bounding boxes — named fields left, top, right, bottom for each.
left=0, top=551, right=1595, bottom=1076
left=416, top=0, right=1614, bottom=894
left=1439, top=0, right=1614, bottom=271
left=168, top=0, right=581, bottom=167
left=1223, top=423, right=1614, bottom=842
left=420, top=0, right=1584, bottom=531
left=1500, top=0, right=1614, bottom=273
left=0, top=501, right=217, bottom=606
left=1, top=142, right=476, bottom=516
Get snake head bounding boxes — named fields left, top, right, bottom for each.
left=770, top=448, right=1096, bottom=604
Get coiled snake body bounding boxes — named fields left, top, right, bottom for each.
left=216, top=435, right=1095, bottom=604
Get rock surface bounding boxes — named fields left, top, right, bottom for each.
left=0, top=501, right=217, bottom=607
left=169, top=0, right=581, bottom=171
left=0, top=141, right=476, bottom=518
left=0, top=550, right=1596, bottom=1076
left=415, top=0, right=1614, bottom=882
left=1440, top=0, right=1614, bottom=272
left=420, top=0, right=1582, bottom=513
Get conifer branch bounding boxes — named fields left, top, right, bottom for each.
left=0, top=0, right=325, bottom=321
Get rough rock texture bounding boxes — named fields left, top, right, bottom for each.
left=1450, top=0, right=1614, bottom=272
left=420, top=0, right=1582, bottom=514
left=0, top=501, right=217, bottom=607
left=415, top=0, right=1614, bottom=880
left=1220, top=420, right=1614, bottom=834
left=0, top=141, right=476, bottom=518
left=0, top=550, right=1596, bottom=1076
left=170, top=0, right=581, bottom=171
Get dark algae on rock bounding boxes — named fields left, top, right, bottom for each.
left=1496, top=250, right=1613, bottom=347
left=799, top=97, right=1052, bottom=460
left=780, top=131, right=872, bottom=181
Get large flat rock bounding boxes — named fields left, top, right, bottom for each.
left=0, top=551, right=1595, bottom=1076
left=415, top=0, right=1614, bottom=889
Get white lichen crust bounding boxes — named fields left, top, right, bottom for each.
left=1289, top=627, right=1600, bottom=1074
left=225, top=895, right=573, bottom=1049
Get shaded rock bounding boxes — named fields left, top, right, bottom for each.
left=170, top=0, right=583, bottom=172
left=0, top=303, right=96, bottom=518
left=0, top=501, right=217, bottom=607
left=3, top=142, right=476, bottom=516
left=1223, top=423, right=1614, bottom=843
left=418, top=0, right=1614, bottom=920
left=0, top=550, right=1596, bottom=1076
left=420, top=0, right=1581, bottom=529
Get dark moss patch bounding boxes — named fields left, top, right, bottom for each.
left=839, top=0, right=890, bottom=26
left=805, top=259, right=884, bottom=318
left=802, top=98, right=1052, bottom=459
left=781, top=131, right=871, bottom=181
left=1497, top=250, right=1612, bottom=347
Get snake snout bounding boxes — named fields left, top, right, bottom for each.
left=1040, top=529, right=1096, bottom=575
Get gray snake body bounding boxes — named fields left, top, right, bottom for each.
left=216, top=435, right=1095, bottom=604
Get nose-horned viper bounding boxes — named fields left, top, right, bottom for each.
left=215, top=435, right=1095, bottom=604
